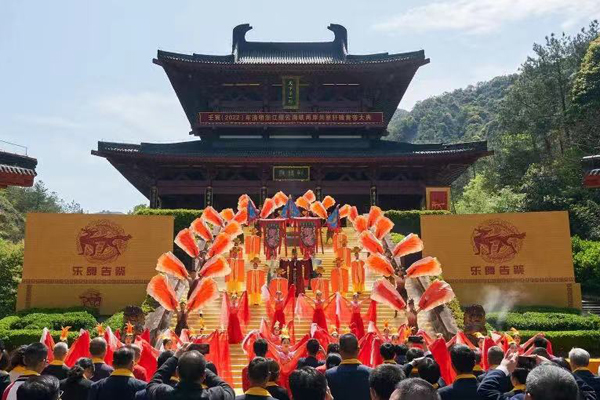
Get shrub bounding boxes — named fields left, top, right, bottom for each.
left=572, top=236, right=600, bottom=294
left=519, top=330, right=600, bottom=356
left=10, top=312, right=97, bottom=331
left=487, top=311, right=600, bottom=331
left=134, top=208, right=203, bottom=236
left=103, top=311, right=124, bottom=331
left=390, top=233, right=405, bottom=243
left=384, top=210, right=450, bottom=236
left=0, top=240, right=24, bottom=319
left=16, top=307, right=99, bottom=318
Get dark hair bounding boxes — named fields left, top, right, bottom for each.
left=0, top=350, right=10, bottom=371
left=512, top=368, right=529, bottom=385
left=533, top=337, right=548, bottom=349
left=326, top=343, right=340, bottom=354
left=289, top=367, right=328, bottom=400
left=187, top=343, right=209, bottom=355
left=66, top=357, right=94, bottom=383
left=531, top=348, right=551, bottom=359
left=406, top=348, right=424, bottom=363
left=9, top=346, right=26, bottom=371
left=551, top=357, right=572, bottom=372
left=89, top=338, right=107, bottom=357
left=247, top=357, right=270, bottom=385
left=253, top=339, right=268, bottom=358
left=380, top=343, right=396, bottom=361
left=487, top=346, right=504, bottom=367
left=112, top=347, right=134, bottom=369
left=473, top=349, right=482, bottom=364
left=158, top=350, right=174, bottom=369
left=339, top=333, right=359, bottom=356
left=325, top=353, right=342, bottom=369
left=526, top=364, right=579, bottom=400
left=306, top=339, right=320, bottom=355
left=24, top=343, right=48, bottom=370
left=267, top=358, right=280, bottom=382
left=417, top=358, right=441, bottom=385
left=178, top=351, right=206, bottom=382
left=393, top=377, right=441, bottom=400
left=17, top=375, right=60, bottom=400
left=449, top=345, right=475, bottom=374
left=395, top=344, right=408, bottom=357
left=369, top=364, right=405, bottom=400
left=162, top=338, right=172, bottom=347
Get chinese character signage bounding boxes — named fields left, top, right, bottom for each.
left=17, top=213, right=173, bottom=314
left=273, top=166, right=310, bottom=182
left=426, top=187, right=450, bottom=211
left=282, top=76, right=300, bottom=109
left=420, top=211, right=581, bottom=308
left=198, top=112, right=385, bottom=127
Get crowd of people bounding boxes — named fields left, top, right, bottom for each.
left=1, top=330, right=599, bottom=400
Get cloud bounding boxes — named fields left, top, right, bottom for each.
left=374, top=0, right=600, bottom=34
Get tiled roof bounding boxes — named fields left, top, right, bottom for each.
left=95, top=139, right=489, bottom=160
left=0, top=164, right=36, bottom=176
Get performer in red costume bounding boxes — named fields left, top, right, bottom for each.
left=221, top=292, right=249, bottom=344
left=262, top=284, right=296, bottom=331
left=295, top=290, right=333, bottom=331
left=349, top=293, right=366, bottom=339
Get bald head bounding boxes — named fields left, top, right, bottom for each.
left=339, top=333, right=359, bottom=359
left=53, top=342, right=68, bottom=361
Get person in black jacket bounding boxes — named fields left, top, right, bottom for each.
left=146, top=343, right=234, bottom=400
left=369, top=364, right=405, bottom=400
left=526, top=363, right=580, bottom=400
left=296, top=339, right=324, bottom=369
left=42, top=342, right=70, bottom=381
left=438, top=345, right=480, bottom=400
left=290, top=367, right=332, bottom=400
left=16, top=375, right=61, bottom=400
left=59, top=357, right=94, bottom=400
left=380, top=343, right=398, bottom=365
left=417, top=357, right=443, bottom=389
left=236, top=357, right=277, bottom=400
left=325, top=333, right=372, bottom=400
left=89, top=338, right=114, bottom=382
left=265, top=359, right=289, bottom=400
left=88, top=346, right=147, bottom=400
left=570, top=348, right=600, bottom=398
left=477, top=350, right=527, bottom=400
left=477, top=347, right=506, bottom=386
left=402, top=348, right=424, bottom=378
left=135, top=351, right=179, bottom=400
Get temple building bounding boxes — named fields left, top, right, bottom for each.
left=0, top=145, right=37, bottom=189
left=93, top=24, right=491, bottom=211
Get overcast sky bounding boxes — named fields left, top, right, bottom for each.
left=1, top=0, right=599, bottom=212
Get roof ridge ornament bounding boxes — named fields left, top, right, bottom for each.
left=328, top=24, right=348, bottom=54
left=232, top=23, right=252, bottom=56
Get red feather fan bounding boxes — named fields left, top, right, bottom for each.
left=207, top=233, right=234, bottom=258
left=322, top=195, right=336, bottom=210
left=303, top=190, right=316, bottom=203
left=237, top=194, right=250, bottom=211
left=406, top=257, right=442, bottom=278
left=174, top=228, right=200, bottom=258
left=199, top=255, right=231, bottom=278
left=365, top=253, right=395, bottom=276
left=310, top=201, right=328, bottom=219
left=418, top=280, right=455, bottom=312
left=392, top=233, right=424, bottom=258
left=202, top=206, right=224, bottom=227
left=359, top=231, right=384, bottom=254
left=156, top=252, right=189, bottom=280
left=220, top=208, right=235, bottom=222
left=348, top=206, right=359, bottom=223
left=367, top=206, right=383, bottom=228
left=353, top=215, right=368, bottom=233
left=232, top=209, right=247, bottom=225
left=374, top=216, right=394, bottom=240
left=260, top=198, right=276, bottom=219
left=222, top=221, right=243, bottom=238
left=187, top=278, right=219, bottom=313
left=273, top=191, right=288, bottom=208
left=190, top=218, right=213, bottom=242
left=371, top=279, right=406, bottom=312
left=339, top=204, right=351, bottom=218
left=295, top=196, right=310, bottom=210
left=147, top=275, right=179, bottom=311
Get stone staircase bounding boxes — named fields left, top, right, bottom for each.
left=175, top=226, right=433, bottom=391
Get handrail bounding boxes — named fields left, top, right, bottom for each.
left=0, top=140, right=28, bottom=156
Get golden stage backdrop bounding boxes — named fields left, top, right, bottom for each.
left=421, top=211, right=582, bottom=309
left=17, top=213, right=174, bottom=314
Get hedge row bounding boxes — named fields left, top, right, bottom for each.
left=134, top=208, right=203, bottom=236
left=384, top=210, right=450, bottom=236
left=572, top=236, right=600, bottom=294
left=487, top=311, right=600, bottom=331
left=519, top=330, right=600, bottom=356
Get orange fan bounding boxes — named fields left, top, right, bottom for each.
left=232, top=209, right=247, bottom=225
left=187, top=278, right=220, bottom=313
left=260, top=198, right=275, bottom=219
left=156, top=252, right=189, bottom=280
left=359, top=231, right=384, bottom=254
left=220, top=208, right=235, bottom=222
left=374, top=216, right=395, bottom=240
left=202, top=206, right=224, bottom=227
left=348, top=206, right=359, bottom=223
left=190, top=218, right=213, bottom=242
left=207, top=233, right=234, bottom=258
left=365, top=253, right=395, bottom=276
left=322, top=195, right=336, bottom=210
left=371, top=279, right=406, bottom=312
left=339, top=204, right=351, bottom=218
left=367, top=206, right=383, bottom=228
left=273, top=191, right=288, bottom=208
left=147, top=275, right=179, bottom=311
left=418, top=280, right=455, bottom=312
left=237, top=194, right=250, bottom=211
left=303, top=190, right=316, bottom=203
left=406, top=257, right=442, bottom=278
left=310, top=201, right=328, bottom=219
left=174, top=228, right=200, bottom=258
left=222, top=221, right=243, bottom=238
left=295, top=196, right=310, bottom=210
left=393, top=233, right=424, bottom=258
left=199, top=255, right=231, bottom=278
left=353, top=215, right=368, bottom=233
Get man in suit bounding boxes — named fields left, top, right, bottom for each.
left=438, top=345, right=480, bottom=400
left=380, top=343, right=398, bottom=365
left=477, top=347, right=506, bottom=385
left=526, top=364, right=579, bottom=400
left=3, top=342, right=48, bottom=400
left=570, top=348, right=600, bottom=398
left=134, top=351, right=178, bottom=400
left=89, top=337, right=114, bottom=382
left=391, top=378, right=440, bottom=400
left=146, top=343, right=234, bottom=400
left=478, top=350, right=526, bottom=400
left=243, top=339, right=269, bottom=392
left=41, top=342, right=70, bottom=380
left=237, top=357, right=277, bottom=400
left=88, top=346, right=146, bottom=400
left=297, top=339, right=324, bottom=369
left=325, top=333, right=372, bottom=400
left=369, top=364, right=405, bottom=400
left=290, top=367, right=332, bottom=400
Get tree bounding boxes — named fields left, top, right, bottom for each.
left=454, top=175, right=524, bottom=215
left=0, top=240, right=24, bottom=318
